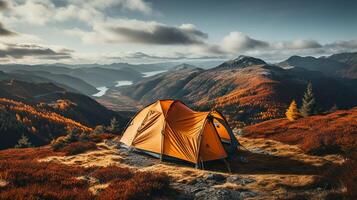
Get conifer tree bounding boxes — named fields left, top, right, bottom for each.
left=14, top=134, right=33, bottom=148
left=286, top=100, right=300, bottom=121
left=108, top=118, right=120, bottom=133
left=300, top=82, right=316, bottom=117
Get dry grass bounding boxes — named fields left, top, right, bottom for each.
left=0, top=146, right=172, bottom=200
left=98, top=172, right=170, bottom=200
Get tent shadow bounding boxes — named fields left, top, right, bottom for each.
left=201, top=150, right=332, bottom=175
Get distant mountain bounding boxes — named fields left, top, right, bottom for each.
left=217, top=55, right=266, bottom=68
left=0, top=79, right=128, bottom=128
left=279, top=55, right=348, bottom=75
left=0, top=64, right=143, bottom=87
left=9, top=70, right=98, bottom=95
left=328, top=52, right=357, bottom=78
left=121, top=56, right=357, bottom=127
left=279, top=52, right=357, bottom=79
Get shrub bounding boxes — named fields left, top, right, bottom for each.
left=98, top=172, right=170, bottom=200
left=61, top=141, right=97, bottom=156
left=0, top=159, right=95, bottom=200
left=92, top=165, right=133, bottom=183
left=51, top=136, right=68, bottom=151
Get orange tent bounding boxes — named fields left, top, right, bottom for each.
left=120, top=100, right=239, bottom=165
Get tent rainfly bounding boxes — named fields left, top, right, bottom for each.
left=120, top=100, right=239, bottom=166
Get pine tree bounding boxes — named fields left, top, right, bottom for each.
left=286, top=100, right=300, bottom=121
left=108, top=118, right=120, bottom=133
left=300, top=82, right=316, bottom=117
left=14, top=134, right=33, bottom=148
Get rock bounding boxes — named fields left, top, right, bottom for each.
left=226, top=175, right=241, bottom=183
left=249, top=147, right=271, bottom=155
left=205, top=173, right=226, bottom=182
left=195, top=188, right=232, bottom=200
left=240, top=178, right=256, bottom=185
left=226, top=175, right=256, bottom=186
left=240, top=190, right=258, bottom=198
left=104, top=139, right=120, bottom=148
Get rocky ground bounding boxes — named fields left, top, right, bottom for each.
left=40, top=137, right=344, bottom=200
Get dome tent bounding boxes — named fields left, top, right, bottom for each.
left=120, top=100, right=239, bottom=166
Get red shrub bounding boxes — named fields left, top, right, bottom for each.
left=61, top=141, right=97, bottom=156
left=98, top=172, right=170, bottom=200
left=244, top=108, right=357, bottom=156
left=0, top=159, right=96, bottom=200
left=92, top=165, right=133, bottom=183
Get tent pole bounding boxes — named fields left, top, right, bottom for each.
left=223, top=159, right=231, bottom=174
left=160, top=130, right=164, bottom=162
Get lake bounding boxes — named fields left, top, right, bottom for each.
left=142, top=70, right=167, bottom=77
left=92, top=86, right=108, bottom=97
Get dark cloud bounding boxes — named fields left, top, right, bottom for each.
left=0, top=23, right=16, bottom=36
left=108, top=24, right=208, bottom=45
left=0, top=43, right=72, bottom=59
left=107, top=51, right=226, bottom=61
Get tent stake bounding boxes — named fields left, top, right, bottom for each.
left=223, top=159, right=231, bottom=173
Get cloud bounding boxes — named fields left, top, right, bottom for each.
left=0, top=43, right=73, bottom=60
left=325, top=39, right=357, bottom=50
left=0, top=22, right=16, bottom=36
left=221, top=32, right=269, bottom=53
left=273, top=39, right=322, bottom=50
left=5, top=0, right=153, bottom=25
left=67, top=20, right=208, bottom=45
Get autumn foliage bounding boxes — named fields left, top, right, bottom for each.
left=285, top=100, right=300, bottom=121
left=0, top=98, right=92, bottom=149
left=244, top=107, right=357, bottom=155
left=0, top=147, right=172, bottom=200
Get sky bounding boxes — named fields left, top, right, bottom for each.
left=0, top=0, right=356, bottom=64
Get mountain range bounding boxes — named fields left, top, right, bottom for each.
left=120, top=54, right=357, bottom=127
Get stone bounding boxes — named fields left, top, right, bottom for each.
left=205, top=173, right=226, bottom=182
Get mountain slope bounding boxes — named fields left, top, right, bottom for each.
left=12, top=70, right=98, bottom=95
left=328, top=52, right=357, bottom=78
left=243, top=107, right=357, bottom=155
left=121, top=56, right=357, bottom=127
left=0, top=98, right=91, bottom=149
left=0, top=80, right=128, bottom=128
left=0, top=64, right=143, bottom=87
left=278, top=55, right=349, bottom=76
left=279, top=52, right=357, bottom=79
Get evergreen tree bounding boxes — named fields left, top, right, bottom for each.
left=286, top=100, right=300, bottom=121
left=92, top=125, right=105, bottom=134
left=14, top=134, right=33, bottom=148
left=108, top=118, right=120, bottom=133
left=329, top=104, right=338, bottom=113
left=300, top=82, right=316, bottom=117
